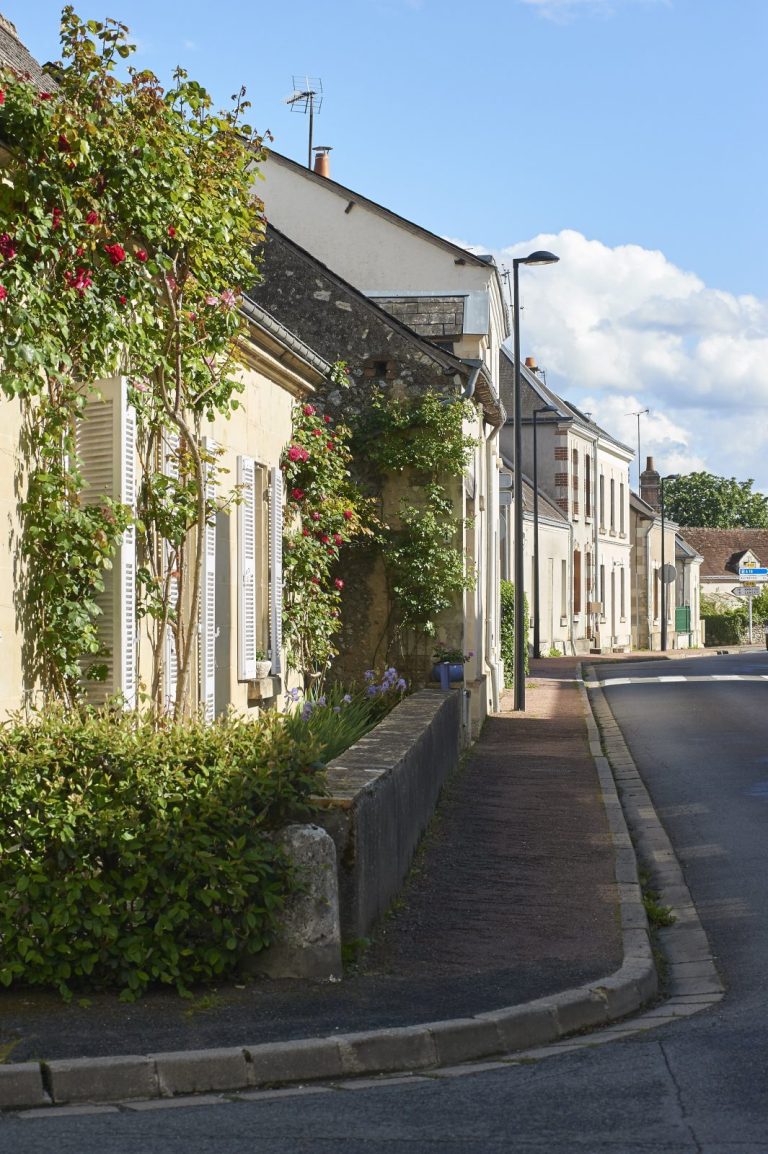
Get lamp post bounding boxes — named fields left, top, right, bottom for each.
left=512, top=250, right=559, bottom=710
left=532, top=403, right=558, bottom=659
left=660, top=473, right=679, bottom=652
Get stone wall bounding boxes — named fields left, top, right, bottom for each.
left=316, top=687, right=462, bottom=940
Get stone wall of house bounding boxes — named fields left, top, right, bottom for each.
left=249, top=228, right=470, bottom=682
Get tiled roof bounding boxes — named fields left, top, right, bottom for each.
left=0, top=15, right=54, bottom=90
left=677, top=528, right=768, bottom=578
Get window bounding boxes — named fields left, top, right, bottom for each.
left=561, top=558, right=567, bottom=619
left=619, top=482, right=625, bottom=535
left=653, top=568, right=659, bottom=621
left=599, top=474, right=605, bottom=528
left=620, top=567, right=626, bottom=619
left=573, top=549, right=582, bottom=614
left=572, top=448, right=579, bottom=516
left=585, top=454, right=592, bottom=518
left=600, top=563, right=605, bottom=614
left=610, top=478, right=616, bottom=531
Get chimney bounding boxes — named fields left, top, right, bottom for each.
left=640, top=454, right=660, bottom=511
left=524, top=356, right=539, bottom=373
left=313, top=146, right=332, bottom=178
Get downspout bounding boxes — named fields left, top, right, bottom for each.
left=486, top=423, right=501, bottom=713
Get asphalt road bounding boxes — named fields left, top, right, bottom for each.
left=4, top=650, right=768, bottom=1153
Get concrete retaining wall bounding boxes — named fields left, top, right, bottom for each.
left=316, top=688, right=462, bottom=941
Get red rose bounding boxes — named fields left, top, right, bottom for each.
left=39, top=91, right=52, bottom=101
left=321, top=535, right=330, bottom=544
left=333, top=533, right=343, bottom=546
left=326, top=441, right=334, bottom=450
left=0, top=285, right=7, bottom=301
left=287, top=445, right=305, bottom=462
left=342, top=509, right=353, bottom=520
left=302, top=528, right=309, bottom=537
left=64, top=266, right=93, bottom=296
left=167, top=226, right=176, bottom=237
left=303, top=403, right=315, bottom=416
left=311, top=576, right=320, bottom=585
left=324, top=414, right=332, bottom=424
left=311, top=512, right=321, bottom=522
left=334, top=578, right=344, bottom=590
left=0, top=234, right=16, bottom=260
left=51, top=207, right=63, bottom=231
left=312, top=428, right=323, bottom=437
left=86, top=211, right=99, bottom=226
left=0, top=91, right=5, bottom=105
left=119, top=294, right=127, bottom=304
left=58, top=134, right=71, bottom=153
left=135, top=249, right=148, bottom=263
left=104, top=243, right=126, bottom=266
left=291, top=488, right=305, bottom=501
left=75, top=245, right=85, bottom=258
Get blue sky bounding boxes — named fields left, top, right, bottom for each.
left=7, top=0, right=768, bottom=489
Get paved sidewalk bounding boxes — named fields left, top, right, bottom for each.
left=0, top=658, right=621, bottom=1067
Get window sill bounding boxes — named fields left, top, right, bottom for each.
left=247, top=675, right=282, bottom=704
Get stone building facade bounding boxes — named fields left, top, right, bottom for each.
left=249, top=227, right=504, bottom=727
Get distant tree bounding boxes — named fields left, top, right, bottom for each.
left=663, top=472, right=768, bottom=528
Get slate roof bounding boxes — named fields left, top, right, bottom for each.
left=676, top=528, right=768, bottom=578
left=0, top=14, right=54, bottom=90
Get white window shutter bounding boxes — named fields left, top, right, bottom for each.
left=237, top=455, right=257, bottom=680
left=163, top=430, right=180, bottom=713
left=76, top=376, right=136, bottom=708
left=199, top=438, right=217, bottom=720
left=269, top=465, right=283, bottom=676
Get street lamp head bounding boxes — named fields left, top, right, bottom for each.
left=534, top=403, right=559, bottom=415
left=519, top=250, right=560, bottom=267
left=662, top=473, right=680, bottom=483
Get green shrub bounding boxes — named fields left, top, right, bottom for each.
left=700, top=596, right=746, bottom=647
left=0, top=707, right=324, bottom=1000
left=500, top=580, right=529, bottom=688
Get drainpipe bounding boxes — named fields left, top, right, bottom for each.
left=485, top=424, right=502, bottom=713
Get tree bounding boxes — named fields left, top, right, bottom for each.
left=0, top=9, right=265, bottom=713
left=663, top=472, right=768, bottom=528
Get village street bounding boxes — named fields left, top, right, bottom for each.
left=4, top=649, right=768, bottom=1152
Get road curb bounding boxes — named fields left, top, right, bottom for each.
left=1, top=669, right=675, bottom=1111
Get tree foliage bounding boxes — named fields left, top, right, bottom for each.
left=663, top=472, right=768, bottom=528
left=0, top=9, right=265, bottom=711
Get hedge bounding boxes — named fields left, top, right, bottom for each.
left=500, top=580, right=529, bottom=688
left=0, top=707, right=323, bottom=1000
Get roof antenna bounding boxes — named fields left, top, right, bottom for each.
left=285, top=76, right=323, bottom=169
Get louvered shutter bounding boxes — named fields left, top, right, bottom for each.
left=76, top=376, right=136, bottom=707
left=269, top=465, right=283, bottom=676
left=237, top=455, right=257, bottom=680
left=163, top=430, right=180, bottom=712
left=199, top=438, right=217, bottom=719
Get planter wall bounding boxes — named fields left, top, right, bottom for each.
left=315, top=688, right=462, bottom=940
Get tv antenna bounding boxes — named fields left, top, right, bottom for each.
left=285, top=76, right=323, bottom=169
left=627, top=407, right=650, bottom=488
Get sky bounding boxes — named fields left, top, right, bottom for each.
left=6, top=0, right=768, bottom=490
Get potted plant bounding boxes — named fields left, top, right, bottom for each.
left=254, top=650, right=272, bottom=679
left=431, top=642, right=474, bottom=689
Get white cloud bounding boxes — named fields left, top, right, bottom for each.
left=519, top=0, right=667, bottom=20
left=462, top=229, right=768, bottom=489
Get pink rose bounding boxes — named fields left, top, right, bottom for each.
left=334, top=578, right=344, bottom=590
left=0, top=285, right=7, bottom=301
left=303, top=404, right=315, bottom=416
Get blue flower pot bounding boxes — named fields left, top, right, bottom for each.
left=431, top=662, right=464, bottom=689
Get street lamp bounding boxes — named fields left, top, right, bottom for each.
left=660, top=473, right=679, bottom=652
left=532, top=403, right=559, bottom=659
left=512, top=250, right=559, bottom=710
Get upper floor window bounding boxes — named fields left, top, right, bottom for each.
left=610, top=478, right=616, bottom=531
left=599, top=474, right=605, bottom=528
left=585, top=454, right=592, bottom=518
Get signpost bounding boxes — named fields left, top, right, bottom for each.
left=733, top=583, right=762, bottom=643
